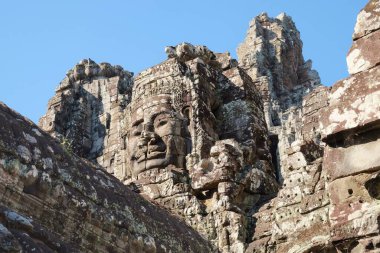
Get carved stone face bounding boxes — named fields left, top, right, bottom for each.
left=127, top=96, right=189, bottom=176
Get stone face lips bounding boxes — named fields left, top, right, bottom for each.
left=0, top=101, right=213, bottom=253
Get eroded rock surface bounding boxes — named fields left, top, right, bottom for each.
left=123, top=53, right=278, bottom=252
left=39, top=39, right=279, bottom=251
left=1, top=0, right=378, bottom=252
left=348, top=0, right=380, bottom=75
left=39, top=59, right=133, bottom=176
left=237, top=12, right=321, bottom=129
left=321, top=2, right=380, bottom=249
left=353, top=0, right=380, bottom=39
left=0, top=102, right=213, bottom=252
left=245, top=0, right=380, bottom=252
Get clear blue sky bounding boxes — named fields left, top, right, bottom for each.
left=0, top=1, right=367, bottom=123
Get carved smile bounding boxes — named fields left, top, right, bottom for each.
left=135, top=145, right=166, bottom=163
left=147, top=143, right=166, bottom=159
left=147, top=151, right=166, bottom=159
left=136, top=152, right=165, bottom=163
left=148, top=144, right=165, bottom=152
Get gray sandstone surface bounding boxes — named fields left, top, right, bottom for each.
left=1, top=0, right=380, bottom=252
left=0, top=101, right=213, bottom=252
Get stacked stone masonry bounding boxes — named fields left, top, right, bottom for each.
left=245, top=0, right=380, bottom=252
left=0, top=102, right=212, bottom=252
left=0, top=0, right=379, bottom=252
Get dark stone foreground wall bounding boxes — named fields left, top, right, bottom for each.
left=0, top=101, right=213, bottom=253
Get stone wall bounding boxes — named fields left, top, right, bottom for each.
left=0, top=102, right=212, bottom=252
left=245, top=0, right=380, bottom=252
left=37, top=40, right=282, bottom=252
left=321, top=1, right=380, bottom=250
left=39, top=59, right=133, bottom=177
left=0, top=0, right=377, bottom=252
left=122, top=46, right=278, bottom=252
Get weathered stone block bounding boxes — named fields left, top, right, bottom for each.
left=0, top=102, right=212, bottom=252
left=299, top=190, right=329, bottom=214
left=353, top=0, right=380, bottom=40
left=347, top=29, right=380, bottom=75
left=323, top=138, right=380, bottom=180
left=321, top=66, right=380, bottom=139
left=329, top=173, right=380, bottom=242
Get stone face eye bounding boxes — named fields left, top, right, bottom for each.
left=154, top=113, right=171, bottom=129
left=132, top=130, right=141, bottom=137
left=131, top=122, right=143, bottom=136
left=158, top=120, right=167, bottom=127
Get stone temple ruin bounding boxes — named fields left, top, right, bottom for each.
left=1, top=0, right=380, bottom=252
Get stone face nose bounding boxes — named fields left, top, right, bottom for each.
left=140, top=128, right=155, bottom=140
left=137, top=132, right=149, bottom=147
left=144, top=122, right=154, bottom=133
left=138, top=129, right=159, bottom=149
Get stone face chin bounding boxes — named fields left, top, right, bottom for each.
left=1, top=1, right=379, bottom=252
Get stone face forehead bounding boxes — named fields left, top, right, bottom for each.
left=131, top=95, right=172, bottom=110
left=132, top=59, right=190, bottom=104
left=130, top=95, right=175, bottom=124
left=129, top=58, right=224, bottom=120
left=134, top=58, right=187, bottom=84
